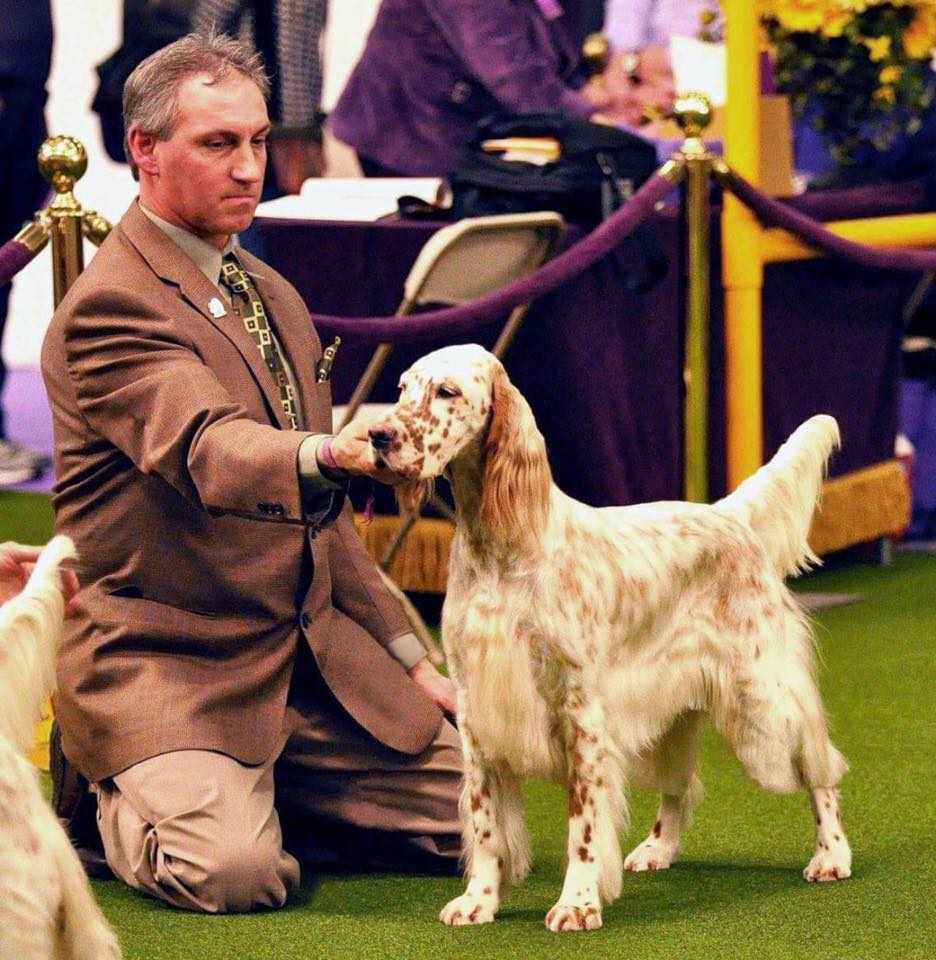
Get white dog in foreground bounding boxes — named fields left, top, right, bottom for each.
left=369, top=345, right=851, bottom=933
left=0, top=536, right=121, bottom=960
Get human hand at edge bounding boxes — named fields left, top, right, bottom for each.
left=0, top=541, right=81, bottom=615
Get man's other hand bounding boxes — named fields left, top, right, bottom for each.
left=408, top=658, right=457, bottom=716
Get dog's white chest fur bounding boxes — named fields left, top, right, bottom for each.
left=445, top=586, right=568, bottom=780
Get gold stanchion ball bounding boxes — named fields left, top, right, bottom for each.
left=672, top=93, right=714, bottom=139
left=37, top=136, right=88, bottom=193
left=581, top=32, right=611, bottom=79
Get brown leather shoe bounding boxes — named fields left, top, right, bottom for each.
left=49, top=720, right=113, bottom=879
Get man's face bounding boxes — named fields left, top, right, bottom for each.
left=135, top=71, right=270, bottom=249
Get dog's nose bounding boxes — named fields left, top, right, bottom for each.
left=368, top=426, right=397, bottom=451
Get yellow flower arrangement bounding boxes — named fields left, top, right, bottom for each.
left=753, top=0, right=936, bottom=172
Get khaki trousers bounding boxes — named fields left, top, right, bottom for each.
left=95, top=678, right=463, bottom=913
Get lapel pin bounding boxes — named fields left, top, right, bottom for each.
left=208, top=297, right=226, bottom=318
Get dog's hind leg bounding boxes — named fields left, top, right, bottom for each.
left=803, top=786, right=851, bottom=882
left=718, top=598, right=851, bottom=882
left=624, top=710, right=705, bottom=872
left=796, top=655, right=851, bottom=882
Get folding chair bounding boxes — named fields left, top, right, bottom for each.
left=333, top=211, right=566, bottom=569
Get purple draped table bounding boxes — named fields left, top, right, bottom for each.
left=256, top=179, right=923, bottom=510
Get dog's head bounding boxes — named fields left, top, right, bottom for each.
left=369, top=345, right=551, bottom=535
left=368, top=344, right=497, bottom=486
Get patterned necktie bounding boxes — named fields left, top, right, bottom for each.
left=219, top=253, right=299, bottom=430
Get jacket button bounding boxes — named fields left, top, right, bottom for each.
left=300, top=612, right=312, bottom=629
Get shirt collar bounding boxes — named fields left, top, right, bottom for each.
left=139, top=204, right=235, bottom=287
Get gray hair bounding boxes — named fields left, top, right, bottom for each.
left=122, top=32, right=270, bottom=177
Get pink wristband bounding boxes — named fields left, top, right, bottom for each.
left=320, top=435, right=339, bottom=469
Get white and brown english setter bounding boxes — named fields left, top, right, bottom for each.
left=368, top=344, right=852, bottom=933
left=0, top=536, right=120, bottom=960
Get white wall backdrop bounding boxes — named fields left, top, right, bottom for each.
left=5, top=0, right=379, bottom=368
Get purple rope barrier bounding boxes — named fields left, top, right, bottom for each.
left=723, top=167, right=936, bottom=273
left=0, top=239, right=35, bottom=288
left=313, top=170, right=677, bottom=344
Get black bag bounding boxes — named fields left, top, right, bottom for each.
left=447, top=113, right=667, bottom=290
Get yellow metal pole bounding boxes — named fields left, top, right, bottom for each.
left=762, top=212, right=936, bottom=263
left=673, top=95, right=715, bottom=503
left=722, top=0, right=764, bottom=489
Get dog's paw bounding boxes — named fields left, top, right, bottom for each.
left=544, top=901, right=602, bottom=932
left=440, top=893, right=497, bottom=926
left=624, top=839, right=677, bottom=872
left=803, top=846, right=851, bottom=882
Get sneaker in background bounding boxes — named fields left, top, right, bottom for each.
left=0, top=439, right=51, bottom=486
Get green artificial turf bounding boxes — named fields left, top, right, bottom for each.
left=0, top=490, right=56, bottom=544
left=4, top=492, right=934, bottom=959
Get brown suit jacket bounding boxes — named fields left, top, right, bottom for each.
left=41, top=202, right=442, bottom=782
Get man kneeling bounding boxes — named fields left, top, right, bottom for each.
left=42, top=32, right=461, bottom=913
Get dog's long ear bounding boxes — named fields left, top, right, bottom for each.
left=481, top=362, right=551, bottom=542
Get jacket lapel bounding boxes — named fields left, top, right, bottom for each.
left=119, top=203, right=292, bottom=430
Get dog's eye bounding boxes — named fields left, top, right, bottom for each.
left=436, top=384, right=461, bottom=399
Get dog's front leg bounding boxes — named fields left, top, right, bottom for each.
left=440, top=721, right=528, bottom=926
left=546, top=698, right=624, bottom=932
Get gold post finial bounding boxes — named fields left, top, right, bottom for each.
left=37, top=136, right=88, bottom=210
left=36, top=136, right=89, bottom=304
left=673, top=92, right=714, bottom=142
left=582, top=33, right=611, bottom=87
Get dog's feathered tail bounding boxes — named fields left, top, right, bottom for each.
left=717, top=415, right=840, bottom=578
left=0, top=535, right=76, bottom=756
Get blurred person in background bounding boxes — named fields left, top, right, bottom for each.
left=601, top=0, right=720, bottom=126
left=93, top=0, right=197, bottom=164
left=194, top=0, right=328, bottom=196
left=0, top=0, right=54, bottom=486
left=329, top=0, right=619, bottom=177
